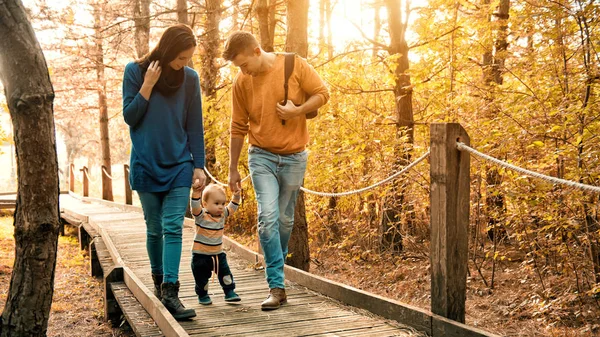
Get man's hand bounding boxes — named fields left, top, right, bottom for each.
left=229, top=168, right=241, bottom=193
left=276, top=100, right=302, bottom=121
left=192, top=168, right=206, bottom=190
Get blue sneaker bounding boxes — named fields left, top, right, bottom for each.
left=224, top=290, right=241, bottom=302
left=198, top=295, right=212, bottom=305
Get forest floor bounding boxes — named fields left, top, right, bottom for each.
left=309, top=248, right=599, bottom=336
left=231, top=232, right=600, bottom=337
left=0, top=212, right=134, bottom=337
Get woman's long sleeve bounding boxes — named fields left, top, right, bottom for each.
left=122, top=62, right=149, bottom=128
left=186, top=74, right=205, bottom=169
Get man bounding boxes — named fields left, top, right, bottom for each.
left=223, top=31, right=329, bottom=310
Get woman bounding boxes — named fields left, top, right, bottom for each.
left=122, top=24, right=205, bottom=320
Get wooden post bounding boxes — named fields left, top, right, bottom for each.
left=124, top=165, right=132, bottom=205
left=101, top=165, right=114, bottom=201
left=69, top=163, right=75, bottom=192
left=81, top=166, right=89, bottom=197
left=430, top=123, right=470, bottom=323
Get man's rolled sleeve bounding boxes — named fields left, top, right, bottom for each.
left=297, top=56, right=330, bottom=106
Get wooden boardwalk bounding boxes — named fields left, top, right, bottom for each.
left=59, top=194, right=425, bottom=337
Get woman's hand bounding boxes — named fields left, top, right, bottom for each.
left=144, top=60, right=162, bottom=87
left=192, top=168, right=206, bottom=190
left=140, top=61, right=161, bottom=100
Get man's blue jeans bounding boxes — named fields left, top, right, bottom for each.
left=248, top=146, right=307, bottom=289
left=138, top=186, right=189, bottom=284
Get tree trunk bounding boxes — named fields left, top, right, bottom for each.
left=0, top=1, right=60, bottom=335
left=492, top=0, right=509, bottom=85
left=133, top=0, right=150, bottom=58
left=325, top=0, right=333, bottom=59
left=284, top=0, right=310, bottom=271
left=177, top=0, right=189, bottom=25
left=200, top=0, right=221, bottom=175
left=200, top=0, right=221, bottom=99
left=256, top=0, right=276, bottom=52
left=372, top=2, right=381, bottom=58
left=380, top=0, right=414, bottom=253
left=93, top=1, right=113, bottom=201
left=232, top=0, right=240, bottom=31
left=319, top=0, right=325, bottom=53
left=285, top=0, right=308, bottom=57
left=177, top=0, right=195, bottom=69
left=481, top=0, right=509, bottom=241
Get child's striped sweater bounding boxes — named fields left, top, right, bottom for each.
left=191, top=201, right=239, bottom=255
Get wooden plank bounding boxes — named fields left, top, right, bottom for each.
left=124, top=266, right=190, bottom=337
left=262, top=324, right=402, bottom=337
left=104, top=265, right=124, bottom=323
left=432, top=314, right=500, bottom=337
left=110, top=282, right=163, bottom=337
left=222, top=235, right=433, bottom=335
left=429, top=123, right=470, bottom=323
left=187, top=315, right=386, bottom=337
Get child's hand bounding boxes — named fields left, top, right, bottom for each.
left=232, top=182, right=242, bottom=198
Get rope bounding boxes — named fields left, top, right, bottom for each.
left=83, top=169, right=100, bottom=184
left=204, top=167, right=251, bottom=187
left=101, top=167, right=124, bottom=181
left=300, top=151, right=430, bottom=197
left=456, top=142, right=600, bottom=194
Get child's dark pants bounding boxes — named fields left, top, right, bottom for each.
left=191, top=252, right=236, bottom=296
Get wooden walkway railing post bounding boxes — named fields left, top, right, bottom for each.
left=101, top=165, right=114, bottom=201
left=81, top=166, right=89, bottom=197
left=124, top=165, right=132, bottom=205
left=69, top=163, right=75, bottom=192
left=429, top=123, right=470, bottom=323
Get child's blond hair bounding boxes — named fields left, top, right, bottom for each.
left=202, top=184, right=226, bottom=202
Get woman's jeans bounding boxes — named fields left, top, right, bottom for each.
left=248, top=146, right=307, bottom=289
left=138, top=187, right=189, bottom=284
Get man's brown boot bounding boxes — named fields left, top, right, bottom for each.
left=261, top=288, right=287, bottom=311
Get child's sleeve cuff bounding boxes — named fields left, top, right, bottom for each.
left=191, top=198, right=201, bottom=209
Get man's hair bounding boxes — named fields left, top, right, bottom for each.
left=222, top=31, right=259, bottom=61
left=202, top=184, right=226, bottom=202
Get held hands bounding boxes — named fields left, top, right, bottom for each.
left=192, top=168, right=206, bottom=192
left=231, top=182, right=242, bottom=202
left=276, top=100, right=302, bottom=121
left=191, top=185, right=202, bottom=199
left=144, top=60, right=162, bottom=87
left=228, top=169, right=241, bottom=194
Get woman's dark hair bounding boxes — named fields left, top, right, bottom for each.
left=137, top=24, right=197, bottom=96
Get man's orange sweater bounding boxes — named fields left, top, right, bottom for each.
left=230, top=54, right=330, bottom=154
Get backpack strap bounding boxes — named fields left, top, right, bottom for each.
left=283, top=53, right=295, bottom=105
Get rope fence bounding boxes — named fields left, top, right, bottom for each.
left=82, top=168, right=99, bottom=184
left=300, top=151, right=430, bottom=197
left=103, top=167, right=125, bottom=181
left=201, top=151, right=430, bottom=197
left=456, top=142, right=600, bottom=194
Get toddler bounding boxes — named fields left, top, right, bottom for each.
left=190, top=183, right=241, bottom=304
